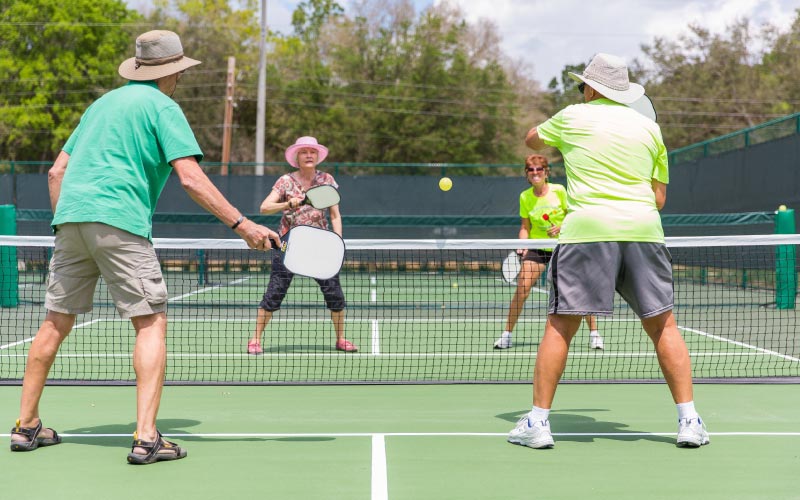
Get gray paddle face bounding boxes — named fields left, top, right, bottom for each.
left=282, top=225, right=345, bottom=280
left=304, top=185, right=340, bottom=209
left=628, top=95, right=657, bottom=122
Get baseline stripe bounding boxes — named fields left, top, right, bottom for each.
left=0, top=431, right=796, bottom=438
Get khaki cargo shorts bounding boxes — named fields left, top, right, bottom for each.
left=45, top=223, right=167, bottom=319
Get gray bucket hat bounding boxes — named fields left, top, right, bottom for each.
left=568, top=53, right=644, bottom=104
left=118, top=30, right=201, bottom=81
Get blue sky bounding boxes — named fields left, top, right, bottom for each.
left=129, top=0, right=799, bottom=86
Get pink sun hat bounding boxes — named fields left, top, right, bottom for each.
left=285, top=136, right=329, bottom=168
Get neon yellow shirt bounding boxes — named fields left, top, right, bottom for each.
left=519, top=183, right=567, bottom=240
left=536, top=98, right=669, bottom=243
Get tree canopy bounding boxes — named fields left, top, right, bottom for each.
left=1, top=0, right=799, bottom=168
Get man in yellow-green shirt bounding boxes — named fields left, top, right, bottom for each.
left=507, top=53, right=708, bottom=450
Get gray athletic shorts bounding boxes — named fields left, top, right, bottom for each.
left=45, top=223, right=168, bottom=319
left=547, top=242, right=674, bottom=319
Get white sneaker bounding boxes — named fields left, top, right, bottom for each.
left=676, top=417, right=710, bottom=447
left=589, top=335, right=604, bottom=350
left=507, top=416, right=555, bottom=449
left=494, top=331, right=512, bottom=349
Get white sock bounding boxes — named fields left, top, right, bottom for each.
left=529, top=405, right=550, bottom=423
left=502, top=330, right=511, bottom=337
left=589, top=330, right=600, bottom=337
left=676, top=401, right=699, bottom=421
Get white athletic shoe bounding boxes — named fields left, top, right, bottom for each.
left=589, top=335, right=604, bottom=350
left=494, top=331, right=512, bottom=349
left=676, top=417, right=710, bottom=447
left=507, top=416, right=555, bottom=449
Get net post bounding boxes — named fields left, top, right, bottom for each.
left=0, top=204, right=19, bottom=307
left=775, top=207, right=796, bottom=309
left=196, top=249, right=207, bottom=286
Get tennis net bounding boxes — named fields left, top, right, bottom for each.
left=1, top=234, right=798, bottom=384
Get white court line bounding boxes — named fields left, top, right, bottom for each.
left=168, top=277, right=249, bottom=302
left=1, top=278, right=249, bottom=350
left=60, top=317, right=644, bottom=324
left=372, top=434, right=388, bottom=500
left=371, top=320, right=380, bottom=355
left=679, top=326, right=800, bottom=363
left=0, top=318, right=101, bottom=350
left=0, top=351, right=783, bottom=359
left=0, top=431, right=795, bottom=438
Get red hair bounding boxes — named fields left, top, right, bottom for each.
left=525, top=154, right=549, bottom=169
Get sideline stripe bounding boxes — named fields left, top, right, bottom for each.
left=680, top=326, right=800, bottom=363
left=1, top=431, right=797, bottom=438
left=372, top=434, right=388, bottom=500
left=0, top=318, right=101, bottom=350
left=0, top=278, right=249, bottom=350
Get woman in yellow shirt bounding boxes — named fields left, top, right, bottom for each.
left=494, top=154, right=603, bottom=350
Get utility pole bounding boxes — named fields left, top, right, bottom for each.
left=221, top=56, right=236, bottom=176
left=255, top=0, right=267, bottom=176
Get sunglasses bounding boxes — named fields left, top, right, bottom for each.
left=526, top=167, right=546, bottom=173
left=578, top=82, right=586, bottom=94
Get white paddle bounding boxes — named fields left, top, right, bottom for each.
left=272, top=225, right=345, bottom=280
left=302, top=185, right=340, bottom=209
left=501, top=251, right=521, bottom=284
left=628, top=94, right=657, bottom=122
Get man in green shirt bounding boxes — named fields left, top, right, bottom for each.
left=507, top=53, right=708, bottom=450
left=10, top=30, right=280, bottom=464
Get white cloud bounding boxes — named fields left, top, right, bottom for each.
left=436, top=0, right=799, bottom=86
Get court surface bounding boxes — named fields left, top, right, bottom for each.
left=2, top=383, right=799, bottom=500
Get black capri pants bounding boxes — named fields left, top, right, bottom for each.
left=259, top=250, right=346, bottom=312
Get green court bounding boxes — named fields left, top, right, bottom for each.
left=1, top=384, right=799, bottom=500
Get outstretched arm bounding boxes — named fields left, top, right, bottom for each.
left=171, top=156, right=280, bottom=249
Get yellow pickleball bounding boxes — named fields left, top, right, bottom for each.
left=439, top=177, right=452, bottom=192
left=778, top=204, right=787, bottom=211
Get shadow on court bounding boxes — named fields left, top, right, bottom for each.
left=63, top=419, right=335, bottom=447
left=496, top=409, right=674, bottom=445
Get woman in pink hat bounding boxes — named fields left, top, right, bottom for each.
left=247, top=136, right=358, bottom=354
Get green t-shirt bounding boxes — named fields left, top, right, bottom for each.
left=519, top=183, right=568, bottom=240
left=54, top=81, right=203, bottom=240
left=536, top=98, right=669, bottom=243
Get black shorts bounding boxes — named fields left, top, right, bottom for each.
left=259, top=250, right=346, bottom=312
left=523, top=249, right=553, bottom=265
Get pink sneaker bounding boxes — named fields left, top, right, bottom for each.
left=247, top=340, right=263, bottom=355
left=335, top=339, right=358, bottom=352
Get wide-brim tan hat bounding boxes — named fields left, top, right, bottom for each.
left=568, top=52, right=644, bottom=104
left=285, top=136, right=329, bottom=168
left=118, top=30, right=201, bottom=81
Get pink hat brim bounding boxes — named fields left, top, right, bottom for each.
left=285, top=143, right=329, bottom=168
